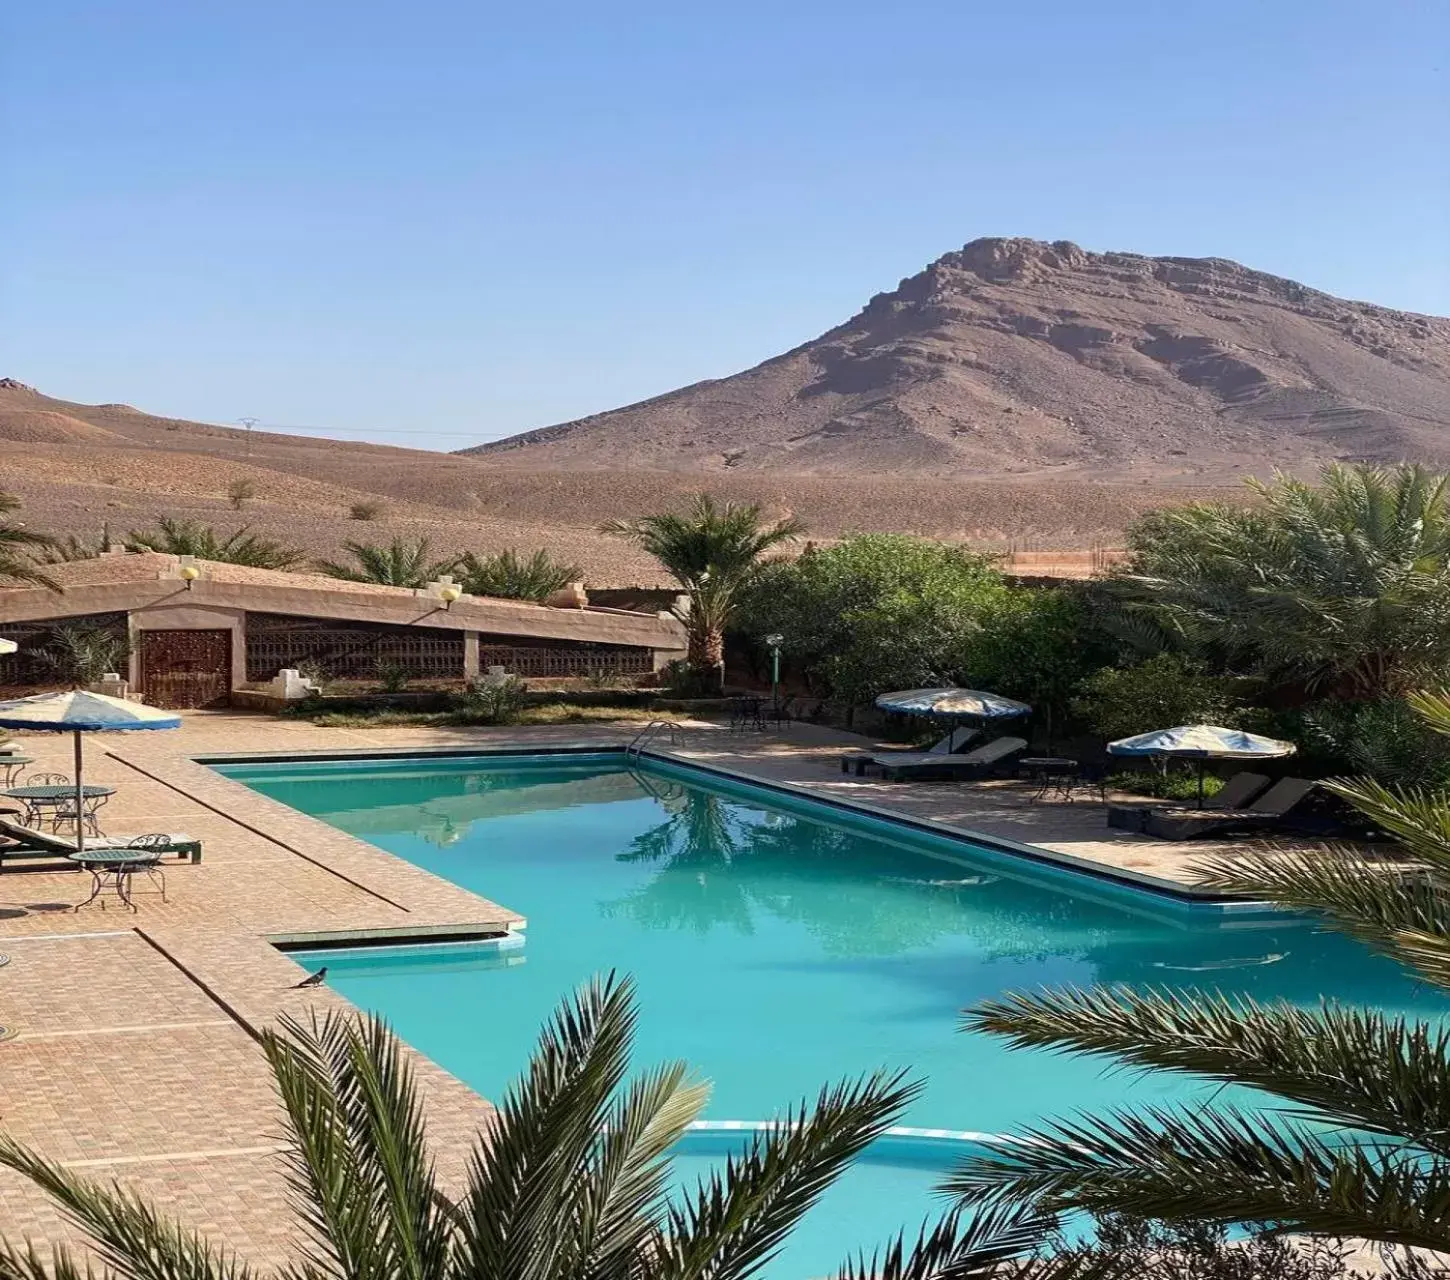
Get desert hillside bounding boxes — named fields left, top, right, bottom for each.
left=463, top=238, right=1450, bottom=477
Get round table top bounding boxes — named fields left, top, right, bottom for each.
left=0, top=755, right=35, bottom=765
left=4, top=783, right=116, bottom=800
left=1018, top=757, right=1079, bottom=769
left=66, top=849, right=157, bottom=868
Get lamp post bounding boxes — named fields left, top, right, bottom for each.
left=764, top=633, right=783, bottom=716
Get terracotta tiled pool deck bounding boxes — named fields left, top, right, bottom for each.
left=0, top=711, right=1289, bottom=1260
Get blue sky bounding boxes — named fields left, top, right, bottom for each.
left=3, top=0, right=1446, bottom=450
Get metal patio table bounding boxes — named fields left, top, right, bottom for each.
left=3, top=783, right=114, bottom=833
left=68, top=848, right=166, bottom=912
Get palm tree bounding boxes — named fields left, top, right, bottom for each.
left=1113, top=463, right=1450, bottom=699
left=947, top=688, right=1450, bottom=1258
left=0, top=492, right=58, bottom=589
left=455, top=548, right=581, bottom=602
left=316, top=537, right=455, bottom=587
left=0, top=975, right=1059, bottom=1279
left=126, top=517, right=303, bottom=570
left=604, top=496, right=804, bottom=685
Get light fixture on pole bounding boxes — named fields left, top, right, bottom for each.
left=178, top=563, right=200, bottom=590
left=438, top=584, right=462, bottom=610
left=764, top=633, right=784, bottom=714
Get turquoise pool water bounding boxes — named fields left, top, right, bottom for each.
left=218, top=753, right=1447, bottom=1273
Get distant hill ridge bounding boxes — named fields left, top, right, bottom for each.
left=461, top=236, right=1450, bottom=477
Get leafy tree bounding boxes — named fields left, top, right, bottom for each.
left=1070, top=654, right=1243, bottom=743
left=316, top=537, right=455, bottom=587
left=738, top=535, right=1008, bottom=708
left=1301, top=697, right=1450, bottom=790
left=964, top=588, right=1108, bottom=748
left=605, top=495, right=804, bottom=686
left=947, top=688, right=1450, bottom=1262
left=456, top=548, right=581, bottom=602
left=0, top=974, right=1063, bottom=1280
left=1116, top=463, right=1450, bottom=699
left=0, top=492, right=58, bottom=588
left=127, top=517, right=303, bottom=569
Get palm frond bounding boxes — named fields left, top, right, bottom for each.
left=1193, top=844, right=1450, bottom=991
left=650, top=1070, right=918, bottom=1280
left=454, top=972, right=642, bottom=1280
left=0, top=1136, right=250, bottom=1280
left=967, top=985, right=1450, bottom=1153
left=261, top=1012, right=450, bottom=1280
left=837, top=1201, right=1087, bottom=1280
left=0, top=1239, right=94, bottom=1280
left=945, top=1104, right=1450, bottom=1253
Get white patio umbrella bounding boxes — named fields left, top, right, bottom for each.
left=874, top=689, right=1031, bottom=719
left=0, top=691, right=181, bottom=850
left=0, top=639, right=16, bottom=655
left=1107, top=724, right=1296, bottom=807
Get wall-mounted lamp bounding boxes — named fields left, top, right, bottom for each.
left=179, top=564, right=201, bottom=590
left=438, top=584, right=462, bottom=609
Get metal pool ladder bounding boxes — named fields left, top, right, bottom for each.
left=627, top=720, right=686, bottom=759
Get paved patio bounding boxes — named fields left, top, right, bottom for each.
left=0, top=710, right=1292, bottom=1262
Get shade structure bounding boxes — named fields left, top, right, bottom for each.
left=874, top=688, right=1031, bottom=719
left=0, top=639, right=16, bottom=656
left=1107, top=724, right=1296, bottom=807
left=0, top=691, right=181, bottom=851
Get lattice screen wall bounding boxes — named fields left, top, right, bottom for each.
left=0, top=613, right=130, bottom=687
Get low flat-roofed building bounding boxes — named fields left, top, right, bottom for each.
left=0, top=551, right=687, bottom=707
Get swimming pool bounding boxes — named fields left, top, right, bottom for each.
left=217, top=751, right=1446, bottom=1273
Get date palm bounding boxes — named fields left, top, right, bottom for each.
left=0, top=492, right=58, bottom=589
left=316, top=537, right=456, bottom=588
left=126, top=517, right=303, bottom=570
left=455, top=548, right=581, bottom=602
left=604, top=496, right=803, bottom=685
left=1115, top=463, right=1450, bottom=699
left=0, top=974, right=1067, bottom=1280
left=948, top=689, right=1450, bottom=1258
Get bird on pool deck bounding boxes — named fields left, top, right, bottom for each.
left=292, top=966, right=328, bottom=989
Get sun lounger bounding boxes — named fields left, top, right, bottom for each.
left=873, top=736, right=1028, bottom=782
left=0, top=816, right=202, bottom=868
left=1106, top=771, right=1272, bottom=832
left=842, top=725, right=979, bottom=775
left=1141, top=777, right=1318, bottom=841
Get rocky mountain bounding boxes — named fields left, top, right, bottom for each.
left=460, top=238, right=1450, bottom=477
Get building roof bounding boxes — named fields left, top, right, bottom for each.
left=0, top=552, right=685, bottom=651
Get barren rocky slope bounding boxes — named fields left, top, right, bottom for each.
left=463, top=238, right=1450, bottom=477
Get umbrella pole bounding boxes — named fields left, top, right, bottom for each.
left=1197, top=760, right=1205, bottom=809
left=73, top=729, right=86, bottom=852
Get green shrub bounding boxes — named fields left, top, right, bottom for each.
left=738, top=534, right=1010, bottom=707
left=460, top=675, right=529, bottom=724
left=42, top=626, right=130, bottom=685
left=348, top=499, right=384, bottom=521
left=373, top=658, right=409, bottom=694
left=1107, top=768, right=1226, bottom=802
left=1072, top=654, right=1243, bottom=742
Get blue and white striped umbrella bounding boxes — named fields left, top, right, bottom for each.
left=1108, top=723, right=1295, bottom=807
left=0, top=691, right=180, bottom=850
left=1107, top=725, right=1295, bottom=760
left=875, top=688, right=1031, bottom=719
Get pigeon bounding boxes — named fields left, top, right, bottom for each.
left=292, top=966, right=328, bottom=989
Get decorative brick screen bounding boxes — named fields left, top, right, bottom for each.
left=0, top=613, right=129, bottom=688
left=478, top=644, right=653, bottom=679
left=244, top=613, right=463, bottom=682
